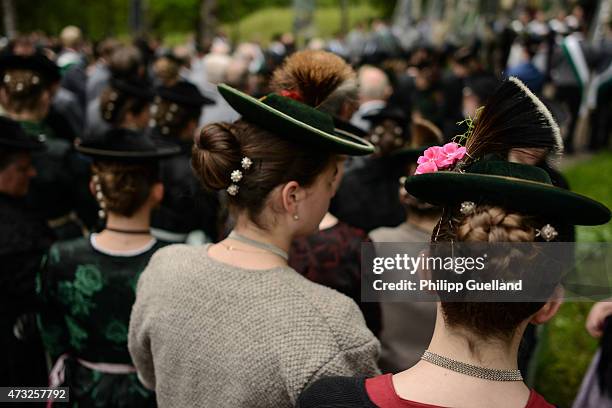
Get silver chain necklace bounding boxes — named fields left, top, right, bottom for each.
left=227, top=231, right=289, bottom=261
left=421, top=350, right=523, bottom=381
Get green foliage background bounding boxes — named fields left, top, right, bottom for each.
left=6, top=0, right=393, bottom=41
left=532, top=151, right=612, bottom=407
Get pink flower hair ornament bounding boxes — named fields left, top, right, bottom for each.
left=415, top=142, right=467, bottom=175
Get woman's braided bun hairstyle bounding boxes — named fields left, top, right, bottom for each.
left=427, top=78, right=568, bottom=342
left=92, top=161, right=159, bottom=217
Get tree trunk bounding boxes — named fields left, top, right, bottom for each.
left=199, top=0, right=218, bottom=49
left=340, top=0, right=349, bottom=34
left=2, top=0, right=17, bottom=40
left=129, top=0, right=144, bottom=35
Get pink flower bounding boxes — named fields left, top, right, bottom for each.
left=441, top=142, right=466, bottom=166
left=417, top=146, right=443, bottom=165
left=415, top=160, right=438, bottom=175
left=414, top=142, right=467, bottom=175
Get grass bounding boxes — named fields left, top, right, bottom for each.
left=533, top=151, right=612, bottom=407
left=221, top=4, right=380, bottom=45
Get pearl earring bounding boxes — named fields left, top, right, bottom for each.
left=293, top=214, right=299, bottom=220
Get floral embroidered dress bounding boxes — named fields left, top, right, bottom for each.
left=37, top=234, right=167, bottom=407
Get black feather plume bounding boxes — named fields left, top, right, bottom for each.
left=464, top=77, right=562, bottom=162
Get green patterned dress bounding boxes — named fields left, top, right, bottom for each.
left=37, top=234, right=167, bottom=407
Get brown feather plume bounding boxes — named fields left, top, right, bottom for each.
left=463, top=77, right=562, bottom=162
left=270, top=50, right=356, bottom=107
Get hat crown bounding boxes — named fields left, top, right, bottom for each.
left=260, top=93, right=336, bottom=134
left=76, top=128, right=180, bottom=160
left=466, top=160, right=552, bottom=185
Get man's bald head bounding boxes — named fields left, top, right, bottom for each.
left=358, top=65, right=391, bottom=103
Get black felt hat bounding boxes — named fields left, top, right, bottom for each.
left=76, top=128, right=180, bottom=160
left=157, top=81, right=213, bottom=108
left=0, top=53, right=60, bottom=83
left=218, top=84, right=374, bottom=155
left=110, top=77, right=154, bottom=101
left=0, top=116, right=46, bottom=151
left=362, top=106, right=409, bottom=125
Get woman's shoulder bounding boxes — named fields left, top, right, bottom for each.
left=298, top=376, right=376, bottom=408
left=48, top=236, right=93, bottom=265
left=282, top=271, right=378, bottom=350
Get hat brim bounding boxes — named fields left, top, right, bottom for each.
left=75, top=139, right=180, bottom=160
left=218, top=84, right=374, bottom=156
left=0, top=137, right=47, bottom=152
left=405, top=172, right=611, bottom=226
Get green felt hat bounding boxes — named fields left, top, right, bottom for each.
left=404, top=159, right=611, bottom=226
left=218, top=84, right=374, bottom=156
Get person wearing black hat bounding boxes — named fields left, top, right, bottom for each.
left=0, top=52, right=88, bottom=240
left=152, top=51, right=185, bottom=88
left=0, top=116, right=51, bottom=389
left=128, top=83, right=380, bottom=407
left=85, top=76, right=154, bottom=139
left=36, top=128, right=180, bottom=407
left=297, top=78, right=611, bottom=408
left=369, top=117, right=443, bottom=374
left=149, top=80, right=220, bottom=243
left=330, top=104, right=412, bottom=233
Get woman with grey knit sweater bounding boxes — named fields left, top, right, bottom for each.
left=127, top=82, right=380, bottom=407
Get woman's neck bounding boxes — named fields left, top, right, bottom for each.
left=391, top=306, right=530, bottom=408
left=96, top=209, right=154, bottom=251
left=232, top=219, right=292, bottom=255
left=426, top=306, right=522, bottom=369
left=205, top=216, right=292, bottom=270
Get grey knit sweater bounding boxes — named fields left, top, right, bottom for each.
left=128, top=244, right=380, bottom=407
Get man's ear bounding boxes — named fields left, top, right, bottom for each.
left=530, top=286, right=564, bottom=325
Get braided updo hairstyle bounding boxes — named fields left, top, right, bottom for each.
left=150, top=96, right=200, bottom=137
left=433, top=204, right=563, bottom=341
left=192, top=120, right=334, bottom=229
left=91, top=161, right=159, bottom=217
left=99, top=84, right=149, bottom=126
left=1, top=69, right=51, bottom=114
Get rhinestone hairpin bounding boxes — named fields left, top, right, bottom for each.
left=230, top=170, right=243, bottom=183
left=93, top=175, right=106, bottom=219
left=460, top=201, right=476, bottom=215
left=226, top=157, right=252, bottom=196
left=226, top=184, right=239, bottom=196
left=536, top=224, right=558, bottom=241
left=241, top=157, right=253, bottom=170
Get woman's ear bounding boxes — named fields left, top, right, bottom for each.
left=530, top=286, right=564, bottom=325
left=280, top=181, right=305, bottom=213
left=151, top=182, right=164, bottom=205
left=89, top=179, right=96, bottom=197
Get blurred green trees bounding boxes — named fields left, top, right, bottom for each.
left=2, top=0, right=393, bottom=40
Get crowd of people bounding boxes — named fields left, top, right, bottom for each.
left=0, top=4, right=611, bottom=407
